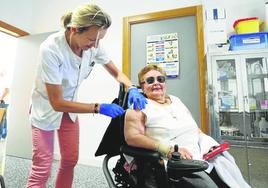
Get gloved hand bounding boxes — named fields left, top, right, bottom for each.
left=99, top=103, right=125, bottom=118
left=127, top=87, right=147, bottom=110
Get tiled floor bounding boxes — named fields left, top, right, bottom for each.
left=229, top=146, right=268, bottom=188
left=2, top=150, right=268, bottom=188
left=3, top=155, right=109, bottom=188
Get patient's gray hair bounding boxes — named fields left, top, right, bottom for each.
left=138, top=64, right=166, bottom=86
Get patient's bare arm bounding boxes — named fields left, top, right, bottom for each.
left=124, top=109, right=158, bottom=150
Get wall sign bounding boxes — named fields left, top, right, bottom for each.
left=146, top=33, right=179, bottom=78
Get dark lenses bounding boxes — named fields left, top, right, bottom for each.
left=145, top=76, right=165, bottom=84
left=145, top=77, right=155, bottom=84
left=157, top=76, right=166, bottom=83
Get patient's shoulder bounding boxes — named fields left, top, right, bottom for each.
left=125, top=109, right=145, bottom=122
left=169, top=95, right=184, bottom=104
left=169, top=94, right=180, bottom=101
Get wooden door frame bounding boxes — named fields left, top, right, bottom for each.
left=0, top=20, right=29, bottom=37
left=122, top=5, right=208, bottom=133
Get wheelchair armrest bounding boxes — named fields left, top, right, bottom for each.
left=167, top=158, right=209, bottom=179
left=120, top=145, right=161, bottom=161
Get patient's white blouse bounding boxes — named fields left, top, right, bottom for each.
left=142, top=95, right=201, bottom=159
left=141, top=96, right=251, bottom=188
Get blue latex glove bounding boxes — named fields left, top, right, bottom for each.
left=99, top=103, right=125, bottom=118
left=127, top=87, right=147, bottom=110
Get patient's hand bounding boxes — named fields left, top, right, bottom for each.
left=167, top=147, right=193, bottom=160
left=178, top=148, right=193, bottom=160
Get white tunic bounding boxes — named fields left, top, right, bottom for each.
left=142, top=95, right=201, bottom=159
left=30, top=30, right=109, bottom=130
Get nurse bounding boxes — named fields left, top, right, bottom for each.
left=26, top=3, right=146, bottom=188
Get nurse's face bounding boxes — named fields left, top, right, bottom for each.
left=74, top=25, right=107, bottom=50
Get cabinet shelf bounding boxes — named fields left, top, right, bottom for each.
left=248, top=73, right=268, bottom=79
left=219, top=108, right=239, bottom=112
left=217, top=76, right=237, bottom=81
left=218, top=105, right=268, bottom=113
left=221, top=136, right=268, bottom=149
left=248, top=109, right=268, bottom=113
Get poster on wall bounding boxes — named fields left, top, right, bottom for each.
left=146, top=33, right=179, bottom=78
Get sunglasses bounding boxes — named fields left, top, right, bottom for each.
left=141, top=75, right=166, bottom=85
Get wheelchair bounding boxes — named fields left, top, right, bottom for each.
left=95, top=84, right=209, bottom=188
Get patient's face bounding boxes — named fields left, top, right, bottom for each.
left=141, top=70, right=166, bottom=100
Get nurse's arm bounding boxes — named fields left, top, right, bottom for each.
left=45, top=83, right=96, bottom=113
left=104, top=61, right=133, bottom=90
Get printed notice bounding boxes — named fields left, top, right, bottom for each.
left=146, top=33, right=179, bottom=78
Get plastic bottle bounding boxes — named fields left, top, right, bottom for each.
left=259, top=117, right=268, bottom=138
left=253, top=116, right=261, bottom=137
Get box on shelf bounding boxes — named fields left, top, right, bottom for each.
left=207, top=44, right=230, bottom=53
left=229, top=32, right=268, bottom=51
left=233, top=17, right=259, bottom=34
left=221, top=95, right=236, bottom=109
left=206, top=8, right=227, bottom=45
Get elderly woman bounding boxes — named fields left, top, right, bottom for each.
left=124, top=64, right=250, bottom=188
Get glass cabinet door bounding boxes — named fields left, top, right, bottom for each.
left=242, top=55, right=268, bottom=141
left=241, top=54, right=268, bottom=187
left=211, top=56, right=243, bottom=141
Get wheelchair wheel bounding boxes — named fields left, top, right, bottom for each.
left=113, top=156, right=137, bottom=188
left=0, top=175, right=5, bottom=188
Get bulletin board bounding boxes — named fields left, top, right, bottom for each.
left=122, top=6, right=208, bottom=133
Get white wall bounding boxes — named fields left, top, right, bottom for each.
left=2, top=0, right=268, bottom=167
left=204, top=0, right=266, bottom=31
left=6, top=32, right=53, bottom=158
left=0, top=0, right=33, bottom=33
left=30, top=0, right=201, bottom=34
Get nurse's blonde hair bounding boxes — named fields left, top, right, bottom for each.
left=61, top=3, right=111, bottom=32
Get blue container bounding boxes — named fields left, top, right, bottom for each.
left=229, top=32, right=268, bottom=50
